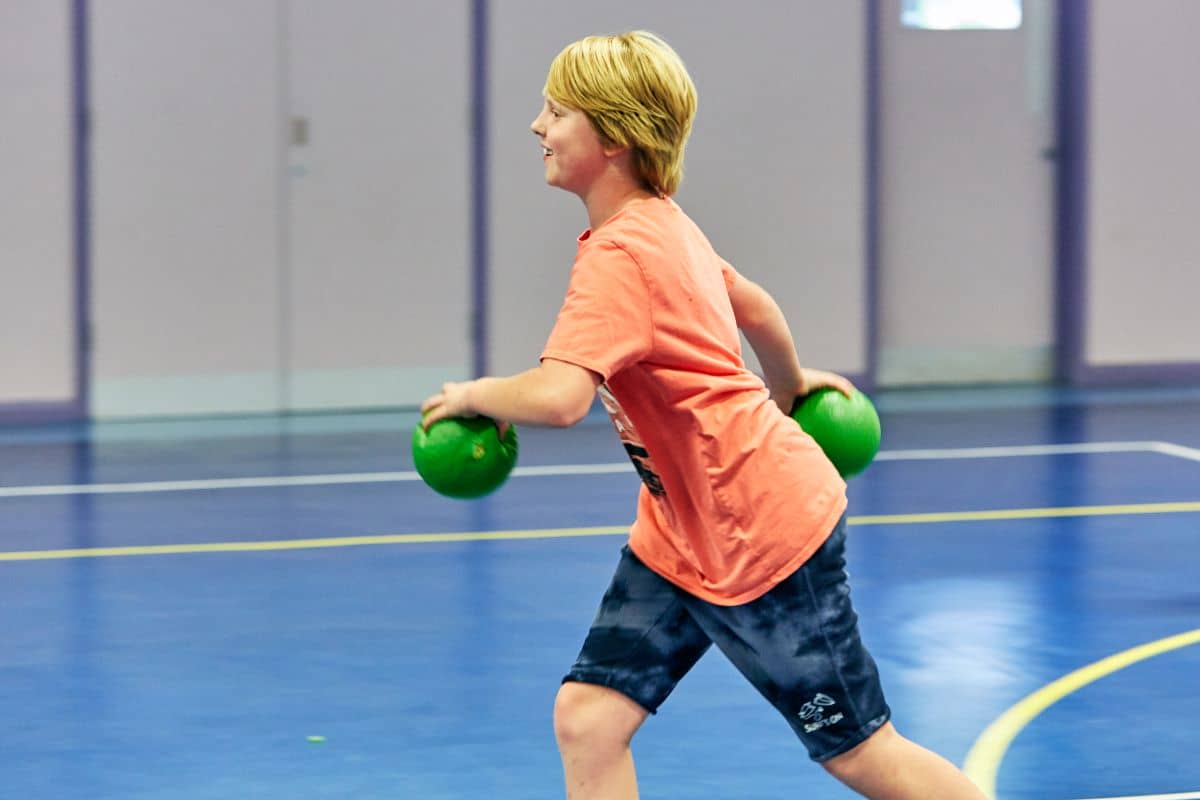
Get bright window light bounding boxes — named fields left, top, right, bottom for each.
left=901, top=0, right=1023, bottom=30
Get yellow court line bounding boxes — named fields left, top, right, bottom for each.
left=1, top=499, right=1199, bottom=562
left=0, top=526, right=631, bottom=562
left=963, top=628, right=1200, bottom=799
left=851, top=500, right=1200, bottom=526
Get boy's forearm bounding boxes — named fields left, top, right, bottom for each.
left=462, top=358, right=601, bottom=428
left=740, top=302, right=805, bottom=395
left=728, top=275, right=806, bottom=397
left=466, top=370, right=578, bottom=427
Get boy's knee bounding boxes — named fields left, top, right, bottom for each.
left=552, top=683, right=587, bottom=746
left=821, top=721, right=899, bottom=784
left=553, top=682, right=645, bottom=750
left=553, top=682, right=610, bottom=747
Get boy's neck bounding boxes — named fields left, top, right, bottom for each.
left=581, top=172, right=658, bottom=231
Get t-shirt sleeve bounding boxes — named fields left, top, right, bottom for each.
left=719, top=257, right=740, bottom=292
left=541, top=241, right=653, bottom=381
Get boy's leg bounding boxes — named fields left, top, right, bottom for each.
left=554, top=683, right=648, bottom=800
left=681, top=517, right=985, bottom=798
left=823, top=722, right=987, bottom=799
left=557, top=545, right=712, bottom=800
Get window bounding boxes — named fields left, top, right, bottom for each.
left=901, top=0, right=1023, bottom=30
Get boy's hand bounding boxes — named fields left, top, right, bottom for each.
left=796, top=367, right=854, bottom=400
left=798, top=368, right=856, bottom=399
left=420, top=381, right=475, bottom=430
left=768, top=367, right=854, bottom=412
left=771, top=368, right=855, bottom=415
left=419, top=381, right=511, bottom=438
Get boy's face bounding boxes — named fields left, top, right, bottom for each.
left=530, top=96, right=609, bottom=197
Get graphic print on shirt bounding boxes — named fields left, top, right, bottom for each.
left=598, top=384, right=665, bottom=497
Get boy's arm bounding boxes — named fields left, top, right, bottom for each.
left=420, top=358, right=601, bottom=429
left=727, top=273, right=854, bottom=413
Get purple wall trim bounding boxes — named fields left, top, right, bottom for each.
left=1055, top=0, right=1200, bottom=386
left=0, top=0, right=91, bottom=426
left=470, top=0, right=489, bottom=379
left=862, top=0, right=880, bottom=393
left=71, top=0, right=91, bottom=418
left=1055, top=0, right=1088, bottom=384
left=0, top=403, right=83, bottom=427
left=1069, top=362, right=1200, bottom=387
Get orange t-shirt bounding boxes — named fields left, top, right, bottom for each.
left=541, top=196, right=847, bottom=606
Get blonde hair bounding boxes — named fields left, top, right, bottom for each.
left=544, top=31, right=697, bottom=196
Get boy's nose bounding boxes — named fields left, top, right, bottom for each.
left=531, top=107, right=551, bottom=136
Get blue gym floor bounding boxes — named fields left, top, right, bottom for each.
left=2, top=386, right=1199, bottom=800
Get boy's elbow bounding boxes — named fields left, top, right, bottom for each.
left=540, top=380, right=595, bottom=427
left=536, top=360, right=600, bottom=427
left=546, top=394, right=592, bottom=428
left=729, top=279, right=779, bottom=333
left=735, top=309, right=769, bottom=336
left=537, top=359, right=604, bottom=429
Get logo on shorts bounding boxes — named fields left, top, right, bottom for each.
left=798, top=693, right=844, bottom=733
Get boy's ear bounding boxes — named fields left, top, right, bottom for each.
left=602, top=141, right=632, bottom=158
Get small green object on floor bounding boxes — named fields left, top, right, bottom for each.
left=306, top=735, right=325, bottom=744
left=412, top=417, right=519, bottom=499
left=790, top=388, right=882, bottom=478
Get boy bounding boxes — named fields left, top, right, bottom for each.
left=420, top=30, right=986, bottom=800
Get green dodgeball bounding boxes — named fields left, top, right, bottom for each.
left=412, top=416, right=519, bottom=499
left=790, top=388, right=881, bottom=478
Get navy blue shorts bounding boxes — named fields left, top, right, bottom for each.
left=563, top=516, right=891, bottom=762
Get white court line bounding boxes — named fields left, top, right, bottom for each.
left=1149, top=441, right=1200, bottom=462
left=0, top=472, right=420, bottom=498
left=1075, top=792, right=1200, bottom=800
left=0, top=440, right=1194, bottom=499
left=873, top=441, right=1158, bottom=461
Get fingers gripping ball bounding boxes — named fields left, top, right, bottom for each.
left=412, top=417, right=519, bottom=499
left=790, top=389, right=881, bottom=478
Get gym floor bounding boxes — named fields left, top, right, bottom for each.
left=2, top=386, right=1199, bottom=800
